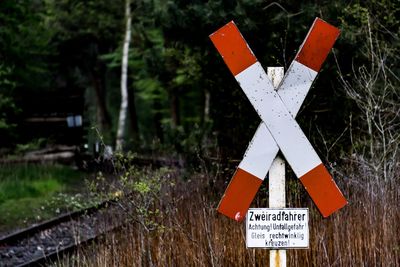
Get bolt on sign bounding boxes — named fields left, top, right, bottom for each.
left=246, top=208, right=309, bottom=248
left=209, top=18, right=347, bottom=222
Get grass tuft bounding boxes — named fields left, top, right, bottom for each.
left=0, top=163, right=87, bottom=234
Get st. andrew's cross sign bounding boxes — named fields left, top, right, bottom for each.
left=210, top=18, right=347, bottom=222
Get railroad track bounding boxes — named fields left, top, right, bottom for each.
left=0, top=199, right=121, bottom=267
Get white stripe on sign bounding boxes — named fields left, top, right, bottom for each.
left=278, top=61, right=318, bottom=115
left=238, top=61, right=317, bottom=179
left=236, top=61, right=321, bottom=177
left=238, top=123, right=279, bottom=179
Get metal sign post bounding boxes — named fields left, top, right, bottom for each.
left=244, top=69, right=310, bottom=265
left=268, top=67, right=286, bottom=267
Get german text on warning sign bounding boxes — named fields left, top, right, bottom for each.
left=246, top=208, right=309, bottom=248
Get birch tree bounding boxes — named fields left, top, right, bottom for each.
left=116, top=0, right=132, bottom=151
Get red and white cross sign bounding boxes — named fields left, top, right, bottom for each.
left=210, top=18, right=347, bottom=222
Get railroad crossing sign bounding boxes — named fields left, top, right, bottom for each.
left=210, top=18, right=347, bottom=222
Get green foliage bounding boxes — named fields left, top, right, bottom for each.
left=336, top=1, right=400, bottom=180
left=0, top=65, right=19, bottom=146
left=0, top=0, right=56, bottom=148
left=0, top=0, right=54, bottom=90
left=49, top=192, right=96, bottom=211
left=0, top=164, right=87, bottom=232
left=0, top=198, right=53, bottom=231
left=47, top=0, right=124, bottom=41
left=42, top=0, right=126, bottom=146
left=88, top=153, right=172, bottom=232
left=0, top=164, right=82, bottom=203
left=14, top=138, right=46, bottom=155
left=1, top=0, right=399, bottom=161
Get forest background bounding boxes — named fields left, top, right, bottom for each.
left=1, top=0, right=399, bottom=266
left=0, top=0, right=398, bottom=169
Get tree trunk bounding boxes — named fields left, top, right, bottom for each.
left=170, top=92, right=180, bottom=129
left=153, top=99, right=164, bottom=143
left=90, top=70, right=112, bottom=140
left=128, top=86, right=139, bottom=142
left=203, top=88, right=210, bottom=123
left=116, top=0, right=132, bottom=151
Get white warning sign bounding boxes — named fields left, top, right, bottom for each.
left=246, top=208, right=309, bottom=248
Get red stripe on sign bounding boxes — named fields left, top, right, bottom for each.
left=300, top=164, right=347, bottom=217
left=209, top=21, right=257, bottom=76
left=295, top=18, right=340, bottom=72
left=217, top=168, right=262, bottom=222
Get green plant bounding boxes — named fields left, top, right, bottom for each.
left=0, top=164, right=87, bottom=233
left=14, top=138, right=47, bottom=155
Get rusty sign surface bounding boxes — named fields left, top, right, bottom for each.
left=209, top=18, right=347, bottom=222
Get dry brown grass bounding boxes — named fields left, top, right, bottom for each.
left=58, top=161, right=400, bottom=267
